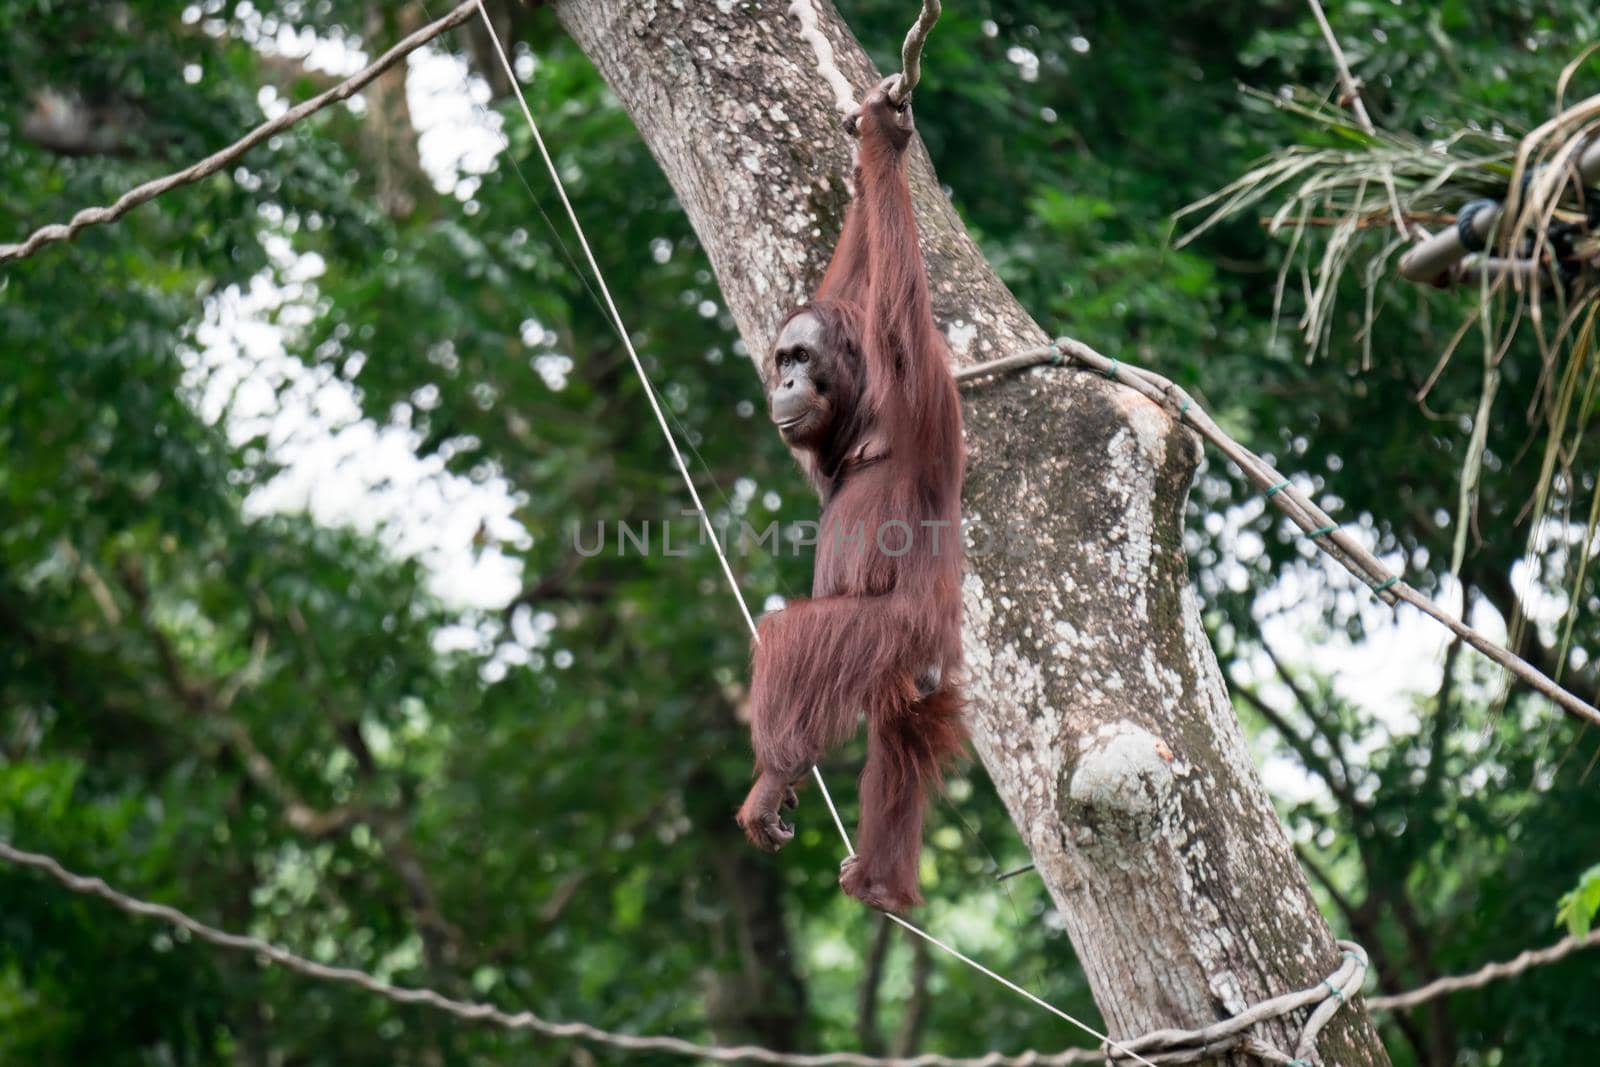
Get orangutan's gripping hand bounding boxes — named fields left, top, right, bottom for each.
left=844, top=75, right=914, bottom=153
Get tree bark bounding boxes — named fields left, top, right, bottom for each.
left=549, top=1, right=1390, bottom=1062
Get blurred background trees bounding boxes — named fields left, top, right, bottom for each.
left=1, top=2, right=1597, bottom=1065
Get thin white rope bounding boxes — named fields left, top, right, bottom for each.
left=886, top=915, right=1123, bottom=1042
left=467, top=0, right=857, bottom=878
left=470, top=2, right=757, bottom=639
left=470, top=9, right=1153, bottom=1064
left=469, top=0, right=859, bottom=850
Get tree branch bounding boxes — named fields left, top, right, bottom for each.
left=1294, top=846, right=1363, bottom=928
left=1258, top=636, right=1361, bottom=798
left=244, top=588, right=467, bottom=971
left=0, top=0, right=476, bottom=263
left=118, top=562, right=467, bottom=973
left=1230, top=669, right=1362, bottom=814
left=1420, top=636, right=1463, bottom=803
left=114, top=558, right=361, bottom=840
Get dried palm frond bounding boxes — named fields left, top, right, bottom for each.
left=1181, top=70, right=1600, bottom=677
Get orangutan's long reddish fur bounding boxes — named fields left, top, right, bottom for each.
left=738, top=91, right=965, bottom=913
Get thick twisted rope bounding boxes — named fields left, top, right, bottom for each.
left=1103, top=943, right=1365, bottom=1065
left=956, top=338, right=1600, bottom=730
left=0, top=838, right=1077, bottom=1067
left=891, top=1, right=942, bottom=104
left=0, top=1, right=479, bottom=264
left=9, top=837, right=1592, bottom=1064
left=0, top=839, right=1367, bottom=1066
left=1365, top=927, right=1600, bottom=1012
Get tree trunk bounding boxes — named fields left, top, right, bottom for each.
left=362, top=5, right=427, bottom=218
left=549, top=1, right=1390, bottom=1061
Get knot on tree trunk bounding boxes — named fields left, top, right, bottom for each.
left=1061, top=722, right=1181, bottom=850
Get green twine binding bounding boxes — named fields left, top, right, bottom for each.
left=1104, top=356, right=1119, bottom=378
left=1048, top=340, right=1064, bottom=366
left=1322, top=979, right=1345, bottom=1001
left=1264, top=479, right=1290, bottom=498
left=1371, top=576, right=1399, bottom=593
left=1178, top=398, right=1191, bottom=418
left=1307, top=524, right=1338, bottom=538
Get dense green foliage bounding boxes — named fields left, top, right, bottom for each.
left=1, top=2, right=1596, bottom=1066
